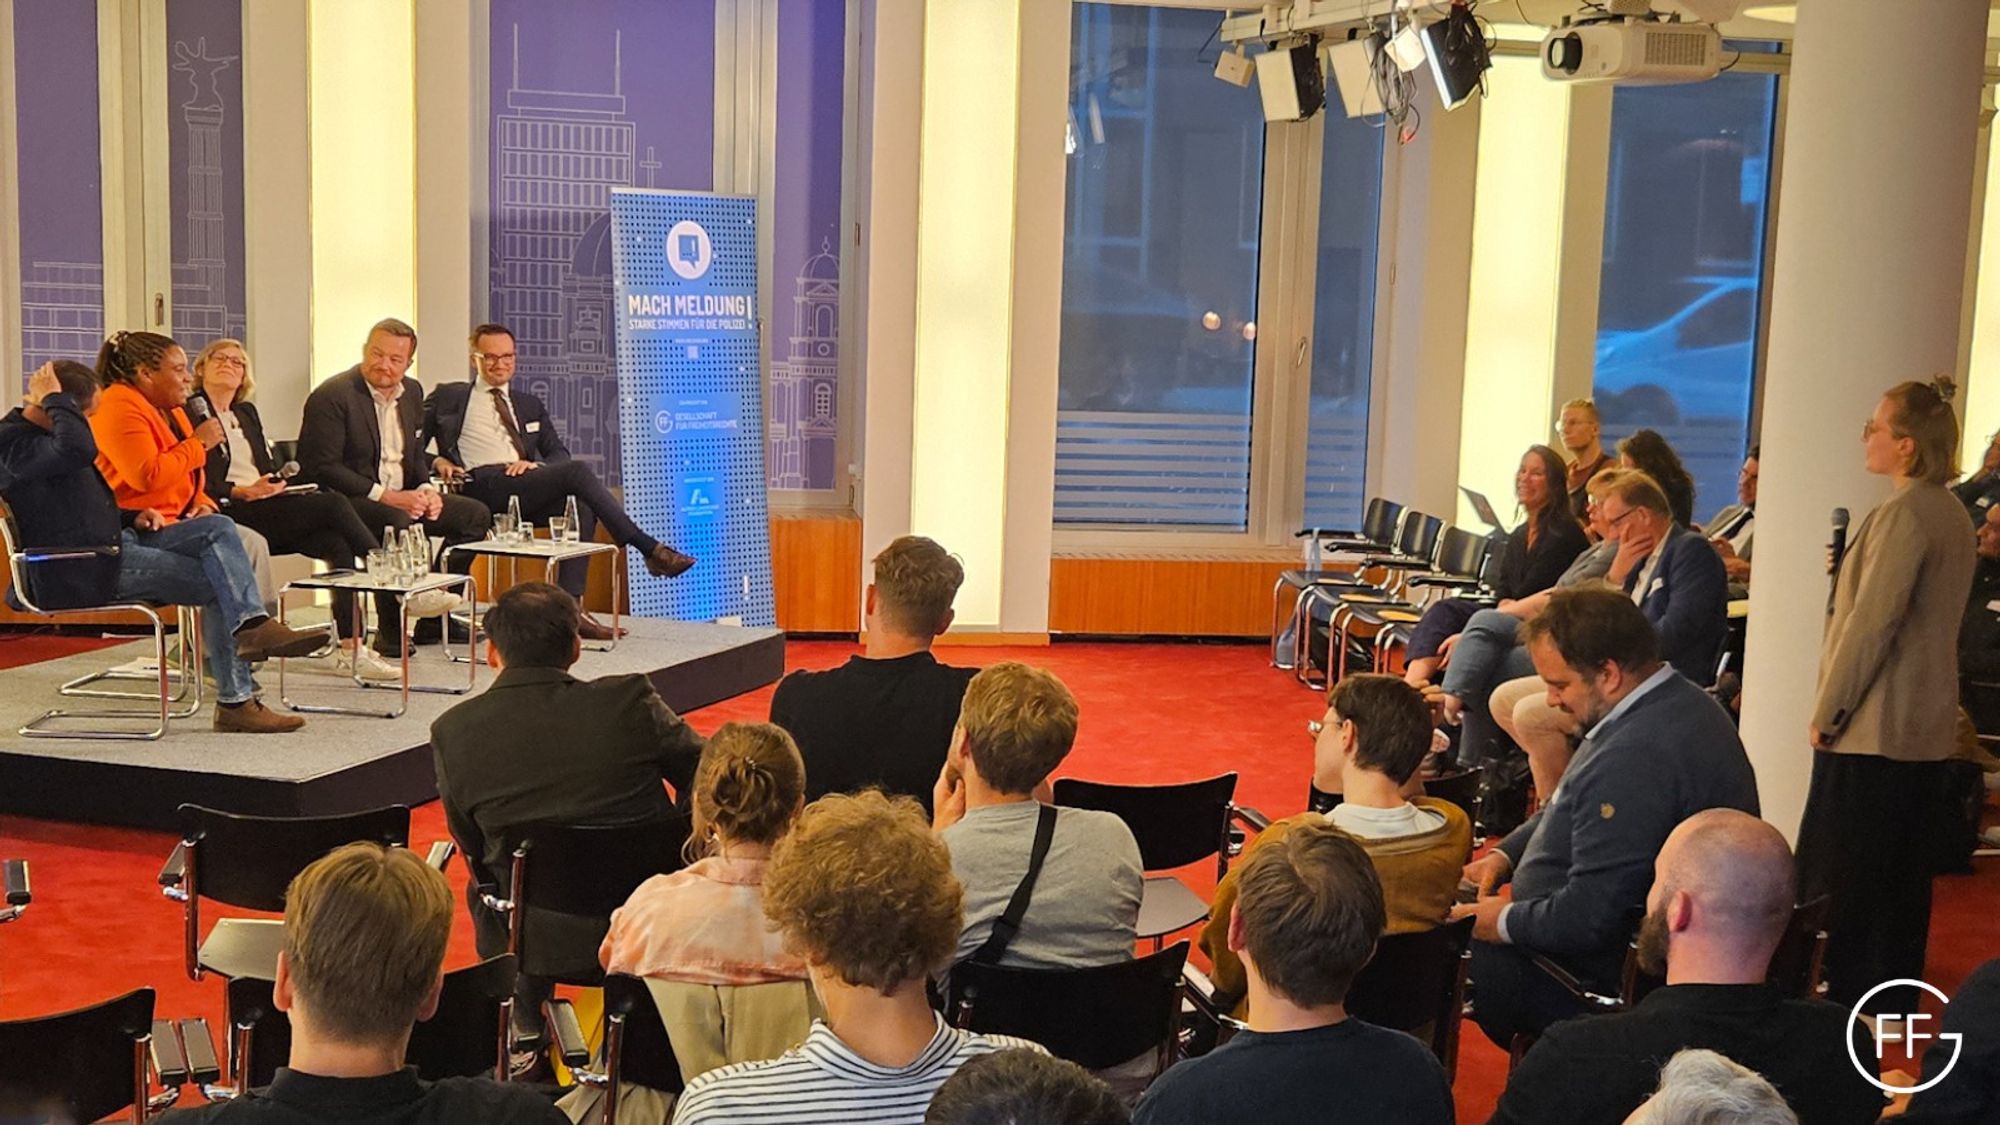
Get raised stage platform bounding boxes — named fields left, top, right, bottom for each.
left=0, top=618, right=784, bottom=830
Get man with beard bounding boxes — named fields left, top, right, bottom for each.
left=1452, top=587, right=1758, bottom=1047
left=1491, top=810, right=1879, bottom=1125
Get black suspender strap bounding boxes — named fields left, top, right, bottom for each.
left=968, top=803, right=1059, bottom=966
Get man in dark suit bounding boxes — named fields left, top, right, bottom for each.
left=426, top=324, right=693, bottom=640
left=1453, top=587, right=1759, bottom=1047
left=1597, top=469, right=1729, bottom=684
left=297, top=318, right=491, bottom=651
left=429, top=581, right=703, bottom=1038
left=1492, top=809, right=1879, bottom=1125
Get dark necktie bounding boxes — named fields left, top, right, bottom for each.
left=490, top=387, right=528, bottom=460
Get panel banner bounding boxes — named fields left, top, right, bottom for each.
left=610, top=189, right=775, bottom=626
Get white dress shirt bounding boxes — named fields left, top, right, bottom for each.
left=220, top=411, right=261, bottom=488
left=368, top=382, right=413, bottom=501
left=458, top=380, right=522, bottom=470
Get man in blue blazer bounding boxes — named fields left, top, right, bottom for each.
left=426, top=324, right=693, bottom=639
left=1452, top=586, right=1759, bottom=1047
left=1597, top=469, right=1729, bottom=685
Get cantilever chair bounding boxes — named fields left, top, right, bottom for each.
left=1271, top=498, right=1407, bottom=666
left=1052, top=774, right=1241, bottom=945
left=1, top=499, right=203, bottom=740
left=548, top=972, right=687, bottom=1125
left=0, top=988, right=198, bottom=1123
left=1295, top=510, right=1447, bottom=684
left=946, top=941, right=1190, bottom=1077
left=1354, top=527, right=1499, bottom=678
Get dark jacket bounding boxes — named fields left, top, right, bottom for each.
left=197, top=395, right=278, bottom=504
left=1496, top=672, right=1758, bottom=986
left=1956, top=472, right=2000, bottom=525
left=423, top=380, right=569, bottom=469
left=769, top=651, right=979, bottom=815
left=1492, top=984, right=1881, bottom=1125
left=1490, top=513, right=1590, bottom=602
left=297, top=368, right=428, bottom=497
left=1905, top=958, right=2000, bottom=1125
left=1962, top=557, right=2000, bottom=685
left=0, top=396, right=131, bottom=610
left=1624, top=524, right=1729, bottom=686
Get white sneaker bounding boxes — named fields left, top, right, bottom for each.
left=405, top=589, right=466, bottom=619
left=1981, top=826, right=2000, bottom=849
left=335, top=645, right=401, bottom=683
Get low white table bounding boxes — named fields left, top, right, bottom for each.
left=275, top=570, right=478, bottom=718
left=447, top=537, right=625, bottom=653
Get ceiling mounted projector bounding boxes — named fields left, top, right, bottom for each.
left=1541, top=17, right=1722, bottom=85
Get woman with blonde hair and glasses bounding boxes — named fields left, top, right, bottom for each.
left=1799, top=377, right=1975, bottom=1025
left=596, top=722, right=814, bottom=1103
left=191, top=338, right=410, bottom=681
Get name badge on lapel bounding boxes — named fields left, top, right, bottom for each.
left=1648, top=577, right=1665, bottom=597
left=525, top=421, right=541, bottom=433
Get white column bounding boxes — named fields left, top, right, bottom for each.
left=241, top=0, right=313, bottom=432
left=414, top=0, right=474, bottom=368
left=1739, top=0, right=1986, bottom=841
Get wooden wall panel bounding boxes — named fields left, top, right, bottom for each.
left=771, top=513, right=862, bottom=633
left=1048, top=552, right=1297, bottom=637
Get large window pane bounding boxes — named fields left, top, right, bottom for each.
left=13, top=0, right=104, bottom=378
left=1593, top=73, right=1777, bottom=523
left=1302, top=114, right=1384, bottom=530
left=167, top=0, right=248, bottom=352
left=1055, top=5, right=1265, bottom=529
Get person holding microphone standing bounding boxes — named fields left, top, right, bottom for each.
left=1799, top=377, right=1975, bottom=1020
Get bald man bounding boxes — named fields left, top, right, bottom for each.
left=1491, top=811, right=1882, bottom=1125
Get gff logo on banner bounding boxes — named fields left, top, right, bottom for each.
left=667, top=220, right=713, bottom=280
left=1847, top=979, right=1964, bottom=1095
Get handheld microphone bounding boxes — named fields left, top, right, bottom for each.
left=182, top=395, right=213, bottom=426
left=1830, top=507, right=1850, bottom=571
left=276, top=461, right=300, bottom=481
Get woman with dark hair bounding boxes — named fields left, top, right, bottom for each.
left=1799, top=377, right=1976, bottom=1023
left=191, top=338, right=402, bottom=681
left=1615, top=429, right=1696, bottom=527
left=1403, top=445, right=1588, bottom=688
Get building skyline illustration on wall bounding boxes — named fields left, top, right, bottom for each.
left=767, top=236, right=840, bottom=491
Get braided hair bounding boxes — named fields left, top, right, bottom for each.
left=95, top=330, right=179, bottom=387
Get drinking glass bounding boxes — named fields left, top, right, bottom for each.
left=548, top=515, right=570, bottom=542
left=493, top=513, right=517, bottom=541
left=366, top=549, right=393, bottom=581
left=517, top=520, right=535, bottom=543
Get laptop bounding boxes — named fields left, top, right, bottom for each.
left=1458, top=486, right=1506, bottom=533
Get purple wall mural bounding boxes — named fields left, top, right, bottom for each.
left=167, top=0, right=248, bottom=355
left=486, top=0, right=715, bottom=488
left=766, top=0, right=845, bottom=493
left=13, top=0, right=104, bottom=380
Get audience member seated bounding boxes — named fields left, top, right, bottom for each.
left=427, top=323, right=693, bottom=641
left=1626, top=1049, right=1801, bottom=1125
left=1901, top=957, right=2000, bottom=1123
left=599, top=722, right=814, bottom=1088
left=924, top=1049, right=1129, bottom=1125
left=0, top=361, right=319, bottom=733
left=430, top=582, right=703, bottom=1041
left=191, top=337, right=405, bottom=683
left=1132, top=823, right=1453, bottom=1125
left=931, top=662, right=1141, bottom=971
left=1402, top=445, right=1587, bottom=688
left=1558, top=398, right=1614, bottom=523
left=669, top=791, right=1041, bottom=1125
left=770, top=535, right=975, bottom=813
left=89, top=330, right=282, bottom=611
left=156, top=842, right=566, bottom=1124
left=1701, top=445, right=1758, bottom=596
left=1956, top=430, right=2000, bottom=523
left=1451, top=587, right=1758, bottom=1047
left=297, top=318, right=491, bottom=654
left=1491, top=809, right=1879, bottom=1125
left=1202, top=674, right=1469, bottom=1014
left=1617, top=428, right=1697, bottom=528
left=1961, top=504, right=2000, bottom=731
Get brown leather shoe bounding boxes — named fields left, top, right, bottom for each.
left=235, top=618, right=331, bottom=662
left=644, top=545, right=696, bottom=578
left=213, top=698, right=306, bottom=734
left=578, top=613, right=627, bottom=642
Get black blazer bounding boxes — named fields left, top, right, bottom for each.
left=297, top=368, right=428, bottom=497
left=423, top=380, right=570, bottom=469
left=0, top=397, right=132, bottom=610
left=195, top=395, right=278, bottom=504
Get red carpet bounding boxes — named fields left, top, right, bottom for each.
left=0, top=634, right=1993, bottom=1122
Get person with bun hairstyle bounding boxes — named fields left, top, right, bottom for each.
left=599, top=722, right=815, bottom=1089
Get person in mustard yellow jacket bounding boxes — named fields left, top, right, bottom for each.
left=1800, top=377, right=1977, bottom=1020
left=1201, top=675, right=1471, bottom=1012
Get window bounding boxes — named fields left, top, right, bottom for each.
left=1593, top=72, right=1777, bottom=524
left=1054, top=5, right=1266, bottom=529
left=1302, top=112, right=1385, bottom=530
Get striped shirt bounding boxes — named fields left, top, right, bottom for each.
left=669, top=1013, right=1041, bottom=1124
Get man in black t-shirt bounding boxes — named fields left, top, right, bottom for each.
left=770, top=535, right=975, bottom=813
left=159, top=843, right=562, bottom=1125
left=1492, top=809, right=1880, bottom=1125
left=1133, top=822, right=1453, bottom=1125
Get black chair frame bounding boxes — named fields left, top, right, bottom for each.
left=947, top=941, right=1190, bottom=1074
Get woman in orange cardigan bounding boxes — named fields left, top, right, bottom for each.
left=89, top=331, right=224, bottom=520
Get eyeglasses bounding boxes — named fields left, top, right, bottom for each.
left=1602, top=505, right=1642, bottom=527
left=208, top=354, right=245, bottom=368
left=474, top=351, right=517, bottom=365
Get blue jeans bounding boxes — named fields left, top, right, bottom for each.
left=1441, top=609, right=1536, bottom=767
left=115, top=516, right=265, bottom=705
